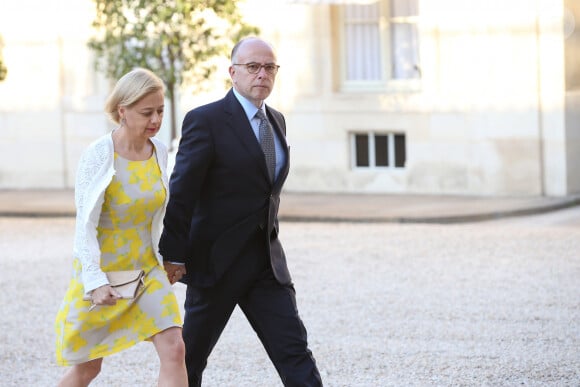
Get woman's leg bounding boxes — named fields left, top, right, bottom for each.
left=152, top=326, right=188, bottom=386
left=57, top=358, right=103, bottom=387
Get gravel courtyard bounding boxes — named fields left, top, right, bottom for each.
left=0, top=216, right=578, bottom=386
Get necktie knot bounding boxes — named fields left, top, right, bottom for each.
left=256, top=109, right=266, bottom=119
left=255, top=109, right=266, bottom=125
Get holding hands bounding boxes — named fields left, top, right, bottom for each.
left=164, top=261, right=186, bottom=284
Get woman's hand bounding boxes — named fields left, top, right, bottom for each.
left=90, top=285, right=121, bottom=309
left=164, top=262, right=186, bottom=284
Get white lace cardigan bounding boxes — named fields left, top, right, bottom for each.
left=73, top=132, right=169, bottom=295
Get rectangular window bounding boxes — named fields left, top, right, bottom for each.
left=344, top=2, right=382, bottom=82
left=390, top=0, right=420, bottom=80
left=352, top=132, right=406, bottom=169
left=355, top=134, right=370, bottom=167
left=394, top=133, right=406, bottom=167
left=339, top=0, right=420, bottom=90
left=374, top=134, right=389, bottom=166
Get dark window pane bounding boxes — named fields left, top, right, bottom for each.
left=375, top=135, right=389, bottom=166
left=394, top=134, right=406, bottom=167
left=355, top=134, right=369, bottom=167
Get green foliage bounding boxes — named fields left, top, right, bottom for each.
left=88, top=0, right=259, bottom=139
left=0, top=35, right=6, bottom=82
left=89, top=0, right=258, bottom=96
left=0, top=58, right=6, bottom=82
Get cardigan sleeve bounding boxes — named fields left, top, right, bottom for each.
left=73, top=140, right=110, bottom=295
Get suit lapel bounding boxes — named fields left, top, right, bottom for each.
left=223, top=90, right=271, bottom=181
left=223, top=89, right=290, bottom=186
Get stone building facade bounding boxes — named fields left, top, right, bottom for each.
left=0, top=0, right=578, bottom=196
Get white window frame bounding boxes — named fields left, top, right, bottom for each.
left=338, top=0, right=421, bottom=93
left=350, top=131, right=406, bottom=170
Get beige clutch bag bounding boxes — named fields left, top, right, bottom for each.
left=83, top=270, right=145, bottom=301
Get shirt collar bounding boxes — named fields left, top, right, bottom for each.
left=232, top=87, right=266, bottom=120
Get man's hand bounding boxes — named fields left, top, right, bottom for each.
left=164, top=262, right=186, bottom=284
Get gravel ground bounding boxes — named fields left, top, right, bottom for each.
left=0, top=217, right=578, bottom=386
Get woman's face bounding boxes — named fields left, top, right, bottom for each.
left=119, top=90, right=164, bottom=139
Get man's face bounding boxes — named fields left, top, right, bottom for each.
left=229, top=39, right=278, bottom=108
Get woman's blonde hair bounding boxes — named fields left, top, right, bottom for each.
left=104, top=68, right=165, bottom=124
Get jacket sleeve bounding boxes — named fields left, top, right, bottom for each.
left=159, top=109, right=214, bottom=261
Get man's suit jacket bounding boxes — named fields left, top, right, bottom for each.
left=159, top=89, right=292, bottom=287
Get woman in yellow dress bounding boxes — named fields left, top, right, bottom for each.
left=55, top=68, right=187, bottom=386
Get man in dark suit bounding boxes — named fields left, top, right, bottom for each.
left=159, top=37, right=323, bottom=386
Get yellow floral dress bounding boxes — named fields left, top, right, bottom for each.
left=55, top=152, right=182, bottom=366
